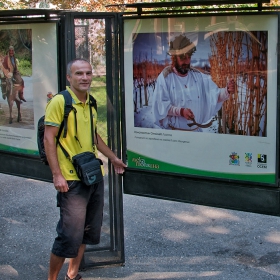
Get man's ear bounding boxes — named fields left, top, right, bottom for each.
left=66, top=74, right=71, bottom=82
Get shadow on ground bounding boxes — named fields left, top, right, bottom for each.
left=0, top=173, right=280, bottom=279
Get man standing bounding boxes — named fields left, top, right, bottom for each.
left=152, top=34, right=235, bottom=132
left=2, top=46, right=26, bottom=101
left=44, top=58, right=126, bottom=280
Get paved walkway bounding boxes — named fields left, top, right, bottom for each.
left=0, top=173, right=280, bottom=279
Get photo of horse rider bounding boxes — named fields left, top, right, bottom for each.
left=0, top=45, right=26, bottom=102
left=0, top=45, right=27, bottom=124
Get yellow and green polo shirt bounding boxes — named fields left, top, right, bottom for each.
left=44, top=86, right=99, bottom=181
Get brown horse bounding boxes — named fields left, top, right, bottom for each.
left=6, top=73, right=25, bottom=124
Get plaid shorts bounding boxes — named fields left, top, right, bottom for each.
left=51, top=180, right=104, bottom=258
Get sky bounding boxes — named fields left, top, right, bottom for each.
left=133, top=32, right=211, bottom=65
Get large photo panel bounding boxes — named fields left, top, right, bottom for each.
left=124, top=14, right=278, bottom=184
left=0, top=23, right=58, bottom=155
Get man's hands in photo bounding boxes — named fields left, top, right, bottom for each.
left=181, top=108, right=195, bottom=120
left=227, top=78, right=235, bottom=93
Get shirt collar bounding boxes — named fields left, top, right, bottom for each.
left=66, top=86, right=89, bottom=104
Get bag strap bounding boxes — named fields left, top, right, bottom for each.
left=57, top=137, right=71, bottom=160
left=57, top=93, right=97, bottom=160
left=55, top=90, right=75, bottom=141
left=55, top=90, right=75, bottom=160
left=89, top=98, right=95, bottom=148
left=89, top=94, right=98, bottom=145
left=89, top=94, right=97, bottom=112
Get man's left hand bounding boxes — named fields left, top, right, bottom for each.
left=227, top=78, right=235, bottom=93
left=7, top=72, right=13, bottom=79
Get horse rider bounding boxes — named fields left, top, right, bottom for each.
left=0, top=46, right=26, bottom=102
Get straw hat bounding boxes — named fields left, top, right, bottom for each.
left=168, top=35, right=196, bottom=56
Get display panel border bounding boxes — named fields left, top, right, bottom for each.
left=122, top=11, right=280, bottom=186
left=0, top=21, right=59, bottom=159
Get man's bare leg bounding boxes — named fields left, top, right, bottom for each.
left=48, top=253, right=65, bottom=280
left=66, top=244, right=86, bottom=279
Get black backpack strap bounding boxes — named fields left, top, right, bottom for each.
left=89, top=94, right=97, bottom=112
left=52, top=90, right=73, bottom=160
left=60, top=90, right=76, bottom=138
left=57, top=140, right=71, bottom=160
left=89, top=94, right=98, bottom=145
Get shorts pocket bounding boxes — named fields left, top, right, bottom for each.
left=68, top=180, right=78, bottom=189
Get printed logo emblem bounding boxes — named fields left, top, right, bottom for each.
left=257, top=154, right=267, bottom=169
left=258, top=154, right=267, bottom=163
left=229, top=152, right=240, bottom=166
left=132, top=157, right=159, bottom=169
left=245, top=153, right=252, bottom=167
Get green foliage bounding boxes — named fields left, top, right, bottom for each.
left=145, top=1, right=259, bottom=13
left=0, top=0, right=278, bottom=13
left=90, top=77, right=107, bottom=143
left=74, top=19, right=106, bottom=72
left=0, top=41, right=8, bottom=53
left=18, top=59, right=32, bottom=77
left=91, top=75, right=106, bottom=87
left=0, top=29, right=32, bottom=77
left=94, top=76, right=106, bottom=83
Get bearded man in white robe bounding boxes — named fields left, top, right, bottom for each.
left=152, top=34, right=235, bottom=132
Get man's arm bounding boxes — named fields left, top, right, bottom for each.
left=44, top=125, right=69, bottom=192
left=168, top=106, right=195, bottom=120
left=2, top=56, right=8, bottom=70
left=95, top=133, right=126, bottom=174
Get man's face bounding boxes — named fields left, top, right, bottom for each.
left=9, top=49, right=14, bottom=57
left=67, top=60, right=93, bottom=94
left=175, top=53, right=192, bottom=75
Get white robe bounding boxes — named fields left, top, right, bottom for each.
left=152, top=66, right=228, bottom=131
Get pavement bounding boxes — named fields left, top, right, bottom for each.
left=1, top=172, right=280, bottom=279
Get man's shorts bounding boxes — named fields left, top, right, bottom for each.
left=51, top=180, right=104, bottom=258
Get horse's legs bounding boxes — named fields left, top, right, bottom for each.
left=1, top=78, right=7, bottom=99
left=15, top=100, right=21, bottom=122
left=8, top=98, right=14, bottom=124
left=6, top=79, right=23, bottom=124
left=6, top=79, right=13, bottom=124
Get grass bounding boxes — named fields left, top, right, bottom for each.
left=18, top=59, right=32, bottom=77
left=91, top=76, right=106, bottom=87
left=90, top=76, right=107, bottom=144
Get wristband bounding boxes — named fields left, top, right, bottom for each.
left=180, top=108, right=184, bottom=117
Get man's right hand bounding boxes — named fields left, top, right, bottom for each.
left=53, top=174, right=69, bottom=193
left=181, top=108, right=195, bottom=120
